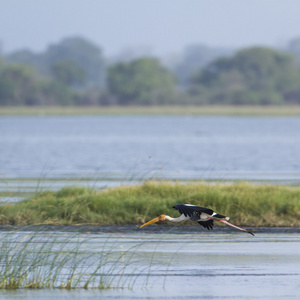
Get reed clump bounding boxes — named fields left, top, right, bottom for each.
left=0, top=230, right=145, bottom=289
left=0, top=181, right=300, bottom=227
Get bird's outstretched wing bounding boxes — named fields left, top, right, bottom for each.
left=173, top=204, right=215, bottom=229
left=173, top=204, right=214, bottom=219
left=198, top=220, right=214, bottom=230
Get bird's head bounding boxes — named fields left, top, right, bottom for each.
left=139, top=214, right=166, bottom=228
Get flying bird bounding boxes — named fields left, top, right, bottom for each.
left=140, top=204, right=254, bottom=236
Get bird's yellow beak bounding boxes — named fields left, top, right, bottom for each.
left=139, top=215, right=165, bottom=228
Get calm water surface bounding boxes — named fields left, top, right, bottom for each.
left=1, top=116, right=300, bottom=183
left=0, top=230, right=299, bottom=299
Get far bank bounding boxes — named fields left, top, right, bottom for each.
left=2, top=105, right=300, bottom=116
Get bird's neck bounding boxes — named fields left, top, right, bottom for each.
left=164, top=214, right=189, bottom=223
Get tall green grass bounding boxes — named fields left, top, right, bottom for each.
left=0, top=181, right=299, bottom=227
left=0, top=230, right=150, bottom=289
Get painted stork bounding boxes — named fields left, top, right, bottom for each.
left=139, top=204, right=254, bottom=236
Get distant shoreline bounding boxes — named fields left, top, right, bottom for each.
left=2, top=105, right=300, bottom=116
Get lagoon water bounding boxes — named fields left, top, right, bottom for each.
left=0, top=230, right=299, bottom=299
left=1, top=116, right=300, bottom=185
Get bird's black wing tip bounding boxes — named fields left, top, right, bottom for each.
left=198, top=220, right=214, bottom=230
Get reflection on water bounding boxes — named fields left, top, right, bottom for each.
left=0, top=230, right=299, bottom=299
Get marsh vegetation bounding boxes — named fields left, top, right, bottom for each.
left=0, top=181, right=299, bottom=227
left=0, top=230, right=153, bottom=290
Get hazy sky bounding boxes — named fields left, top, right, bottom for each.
left=1, top=0, right=300, bottom=56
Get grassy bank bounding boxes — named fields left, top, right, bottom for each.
left=2, top=105, right=300, bottom=116
left=0, top=181, right=299, bottom=227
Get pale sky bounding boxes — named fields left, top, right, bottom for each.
left=1, top=0, right=300, bottom=56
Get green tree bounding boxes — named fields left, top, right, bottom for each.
left=107, top=57, right=177, bottom=105
left=51, top=60, right=86, bottom=86
left=173, top=44, right=234, bottom=87
left=0, top=64, right=39, bottom=105
left=0, top=60, right=76, bottom=106
left=188, top=47, right=300, bottom=105
left=44, top=37, right=105, bottom=87
left=7, top=36, right=105, bottom=87
left=37, top=80, right=74, bottom=106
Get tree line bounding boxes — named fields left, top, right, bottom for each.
left=1, top=36, right=300, bottom=106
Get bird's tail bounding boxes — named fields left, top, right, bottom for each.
left=212, top=213, right=230, bottom=221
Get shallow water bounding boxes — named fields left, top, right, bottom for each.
left=0, top=230, right=299, bottom=299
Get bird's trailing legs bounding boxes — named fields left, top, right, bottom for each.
left=212, top=218, right=254, bottom=236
